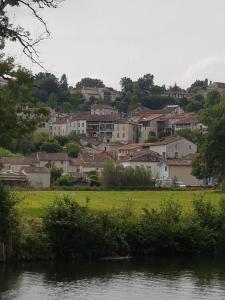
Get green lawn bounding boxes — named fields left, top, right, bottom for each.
left=18, top=190, right=225, bottom=218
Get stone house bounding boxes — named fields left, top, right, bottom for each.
left=120, top=150, right=165, bottom=179
left=22, top=166, right=50, bottom=188
left=162, top=154, right=203, bottom=186
left=138, top=114, right=164, bottom=143
left=91, top=104, right=119, bottom=116
left=112, top=119, right=138, bottom=144
left=37, top=152, right=70, bottom=173
left=148, top=136, right=197, bottom=159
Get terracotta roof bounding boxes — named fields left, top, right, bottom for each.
left=118, top=144, right=143, bottom=151
left=87, top=115, right=121, bottom=122
left=149, top=136, right=183, bottom=146
left=175, top=114, right=200, bottom=125
left=166, top=159, right=193, bottom=166
left=139, top=114, right=162, bottom=122
left=37, top=152, right=70, bottom=161
left=121, top=150, right=162, bottom=163
left=79, top=150, right=114, bottom=163
left=0, top=156, right=38, bottom=165
left=166, top=153, right=197, bottom=166
left=22, top=167, right=50, bottom=174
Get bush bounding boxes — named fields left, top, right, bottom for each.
left=56, top=175, right=76, bottom=186
left=43, top=195, right=131, bottom=260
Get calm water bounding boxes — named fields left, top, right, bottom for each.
left=1, top=257, right=225, bottom=300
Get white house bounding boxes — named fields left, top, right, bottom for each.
left=120, top=150, right=164, bottom=179
left=148, top=136, right=197, bottom=159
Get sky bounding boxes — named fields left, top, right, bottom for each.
left=5, top=0, right=225, bottom=90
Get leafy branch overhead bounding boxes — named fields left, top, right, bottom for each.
left=0, top=0, right=62, bottom=64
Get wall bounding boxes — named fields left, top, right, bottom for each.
left=26, top=172, right=50, bottom=188
left=168, top=165, right=203, bottom=186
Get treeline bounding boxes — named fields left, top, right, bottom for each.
left=2, top=186, right=225, bottom=262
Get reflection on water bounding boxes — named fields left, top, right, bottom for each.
left=1, top=257, right=225, bottom=299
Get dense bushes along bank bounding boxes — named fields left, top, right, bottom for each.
left=2, top=185, right=225, bottom=261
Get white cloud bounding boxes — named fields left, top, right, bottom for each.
left=181, top=56, right=225, bottom=87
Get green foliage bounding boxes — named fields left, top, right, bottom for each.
left=206, top=90, right=221, bottom=106
left=76, top=78, right=105, bottom=89
left=0, top=186, right=20, bottom=261
left=41, top=140, right=63, bottom=153
left=43, top=195, right=130, bottom=259
left=56, top=175, right=76, bottom=187
left=0, top=57, right=49, bottom=150
left=87, top=171, right=101, bottom=187
left=146, top=131, right=159, bottom=143
left=0, top=147, right=18, bottom=157
left=192, top=96, right=225, bottom=181
left=102, top=162, right=153, bottom=189
left=65, top=142, right=81, bottom=158
left=174, top=129, right=202, bottom=144
left=50, top=166, right=63, bottom=186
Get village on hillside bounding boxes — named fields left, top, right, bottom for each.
left=0, top=84, right=213, bottom=188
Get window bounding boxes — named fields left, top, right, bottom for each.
left=61, top=161, right=64, bottom=165
left=165, top=166, right=168, bottom=172
left=117, top=133, right=120, bottom=138
left=175, top=152, right=178, bottom=158
left=189, top=145, right=192, bottom=150
left=122, top=133, right=125, bottom=138
left=82, top=122, right=84, bottom=127
left=162, top=152, right=166, bottom=159
left=78, top=122, right=80, bottom=128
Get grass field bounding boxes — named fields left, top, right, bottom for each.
left=18, top=190, right=225, bottom=218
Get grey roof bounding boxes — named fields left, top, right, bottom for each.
left=37, top=152, right=70, bottom=161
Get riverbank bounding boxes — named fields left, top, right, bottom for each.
left=2, top=188, right=225, bottom=263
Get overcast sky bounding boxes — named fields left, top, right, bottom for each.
left=5, top=0, right=225, bottom=89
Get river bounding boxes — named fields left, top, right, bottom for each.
left=1, top=257, right=225, bottom=299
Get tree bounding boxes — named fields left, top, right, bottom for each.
left=206, top=90, right=221, bottom=106
left=0, top=57, right=49, bottom=149
left=0, top=185, right=20, bottom=261
left=120, top=77, right=133, bottom=93
left=50, top=165, right=63, bottom=186
left=137, top=74, right=154, bottom=92
left=0, top=0, right=61, bottom=64
left=65, top=142, right=81, bottom=158
left=188, top=79, right=208, bottom=93
left=192, top=97, right=225, bottom=182
left=41, top=140, right=62, bottom=153
left=76, top=78, right=105, bottom=89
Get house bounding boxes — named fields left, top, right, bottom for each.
left=0, top=156, right=39, bottom=173
left=87, top=114, right=121, bottom=142
left=72, top=150, right=115, bottom=176
left=91, top=104, right=119, bottom=116
left=120, top=149, right=165, bottom=179
left=112, top=119, right=138, bottom=144
left=127, top=106, right=152, bottom=122
left=163, top=154, right=203, bottom=186
left=68, top=114, right=88, bottom=136
left=48, top=118, right=68, bottom=137
left=117, top=143, right=145, bottom=159
left=148, top=136, right=197, bottom=159
left=0, top=171, right=28, bottom=187
left=37, top=152, right=70, bottom=173
left=173, top=113, right=207, bottom=132
left=22, top=166, right=50, bottom=188
left=79, top=87, right=121, bottom=102
left=138, top=114, right=164, bottom=143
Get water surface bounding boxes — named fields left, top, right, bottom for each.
left=1, top=257, right=225, bottom=299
